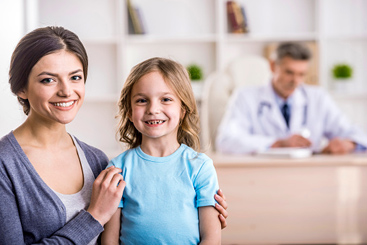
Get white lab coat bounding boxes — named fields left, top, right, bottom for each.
left=215, top=83, right=367, bottom=154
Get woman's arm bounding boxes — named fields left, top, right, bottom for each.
left=0, top=165, right=124, bottom=244
left=101, top=208, right=121, bottom=245
left=199, top=206, right=221, bottom=245
left=214, top=189, right=228, bottom=229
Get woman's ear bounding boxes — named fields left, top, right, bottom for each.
left=17, top=89, right=28, bottom=100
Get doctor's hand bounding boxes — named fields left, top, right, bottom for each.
left=321, top=138, right=356, bottom=154
left=271, top=134, right=312, bottom=148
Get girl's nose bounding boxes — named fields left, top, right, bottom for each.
left=147, top=101, right=160, bottom=114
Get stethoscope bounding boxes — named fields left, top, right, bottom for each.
left=257, top=86, right=308, bottom=127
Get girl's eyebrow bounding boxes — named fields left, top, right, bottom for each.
left=132, top=92, right=173, bottom=98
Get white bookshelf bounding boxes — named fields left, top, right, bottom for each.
left=25, top=0, right=367, bottom=158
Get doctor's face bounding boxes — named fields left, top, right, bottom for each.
left=271, top=56, right=309, bottom=99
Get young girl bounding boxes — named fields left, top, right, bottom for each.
left=102, top=57, right=221, bottom=244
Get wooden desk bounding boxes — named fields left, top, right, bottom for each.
left=210, top=153, right=367, bottom=245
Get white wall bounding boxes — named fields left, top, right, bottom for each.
left=0, top=0, right=25, bottom=136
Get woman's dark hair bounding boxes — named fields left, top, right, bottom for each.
left=9, top=26, right=88, bottom=115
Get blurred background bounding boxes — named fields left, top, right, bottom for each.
left=1, top=0, right=367, bottom=244
left=1, top=0, right=367, bottom=157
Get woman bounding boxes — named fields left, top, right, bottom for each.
left=0, top=26, right=228, bottom=244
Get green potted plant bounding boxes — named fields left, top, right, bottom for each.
left=332, top=63, right=353, bottom=92
left=187, top=64, right=204, bottom=99
left=332, top=63, right=353, bottom=80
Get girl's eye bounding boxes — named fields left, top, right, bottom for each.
left=40, top=78, right=54, bottom=84
left=162, top=98, right=172, bottom=102
left=136, top=98, right=147, bottom=103
left=71, top=75, right=82, bottom=81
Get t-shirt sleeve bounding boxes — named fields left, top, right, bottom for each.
left=194, top=159, right=219, bottom=208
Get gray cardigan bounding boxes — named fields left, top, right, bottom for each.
left=0, top=132, right=108, bottom=244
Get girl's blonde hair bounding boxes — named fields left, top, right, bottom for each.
left=117, top=57, right=200, bottom=151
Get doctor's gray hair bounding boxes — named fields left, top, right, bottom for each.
left=272, top=42, right=312, bottom=63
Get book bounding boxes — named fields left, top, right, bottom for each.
left=226, top=1, right=249, bottom=34
left=127, top=0, right=145, bottom=34
left=240, top=5, right=249, bottom=33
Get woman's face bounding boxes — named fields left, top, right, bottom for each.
left=18, top=50, right=85, bottom=125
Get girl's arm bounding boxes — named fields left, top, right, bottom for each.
left=199, top=206, right=221, bottom=245
left=101, top=208, right=121, bottom=245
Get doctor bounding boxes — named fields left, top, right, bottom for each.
left=216, top=42, right=367, bottom=154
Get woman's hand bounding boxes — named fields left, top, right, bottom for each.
left=214, top=189, right=228, bottom=229
left=87, top=166, right=126, bottom=226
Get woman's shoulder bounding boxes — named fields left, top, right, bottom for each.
left=0, top=132, right=19, bottom=159
left=74, top=137, right=107, bottom=158
left=72, top=136, right=109, bottom=175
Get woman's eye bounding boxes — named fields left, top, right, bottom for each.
left=71, top=75, right=82, bottom=81
left=40, top=78, right=54, bottom=84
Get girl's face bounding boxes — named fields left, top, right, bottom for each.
left=129, top=71, right=184, bottom=145
left=18, top=50, right=85, bottom=125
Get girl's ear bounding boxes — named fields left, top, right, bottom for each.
left=180, top=107, right=186, bottom=119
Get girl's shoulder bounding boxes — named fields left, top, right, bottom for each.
left=109, top=148, right=136, bottom=168
left=180, top=144, right=213, bottom=165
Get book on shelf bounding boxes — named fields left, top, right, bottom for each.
left=127, top=0, right=145, bottom=35
left=226, top=1, right=249, bottom=34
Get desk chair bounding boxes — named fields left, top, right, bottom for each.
left=200, top=55, right=271, bottom=153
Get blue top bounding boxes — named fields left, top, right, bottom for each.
left=108, top=144, right=219, bottom=245
left=0, top=132, right=108, bottom=244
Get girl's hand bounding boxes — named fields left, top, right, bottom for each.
left=87, top=166, right=126, bottom=226
left=214, top=189, right=228, bottom=229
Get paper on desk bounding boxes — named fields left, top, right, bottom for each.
left=256, top=147, right=312, bottom=158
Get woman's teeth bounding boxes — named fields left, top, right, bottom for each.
left=53, top=101, right=75, bottom=107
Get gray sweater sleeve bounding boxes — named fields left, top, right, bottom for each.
left=0, top=132, right=107, bottom=244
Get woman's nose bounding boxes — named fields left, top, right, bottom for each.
left=57, top=80, right=72, bottom=97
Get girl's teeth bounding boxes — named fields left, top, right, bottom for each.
left=148, top=120, right=163, bottom=125
left=54, top=101, right=74, bottom=107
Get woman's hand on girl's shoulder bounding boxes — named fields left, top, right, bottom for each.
left=87, top=166, right=125, bottom=226
left=214, top=189, right=228, bottom=229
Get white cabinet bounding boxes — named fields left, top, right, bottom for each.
left=25, top=0, right=367, bottom=157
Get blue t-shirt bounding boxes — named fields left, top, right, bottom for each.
left=108, top=144, right=219, bottom=245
